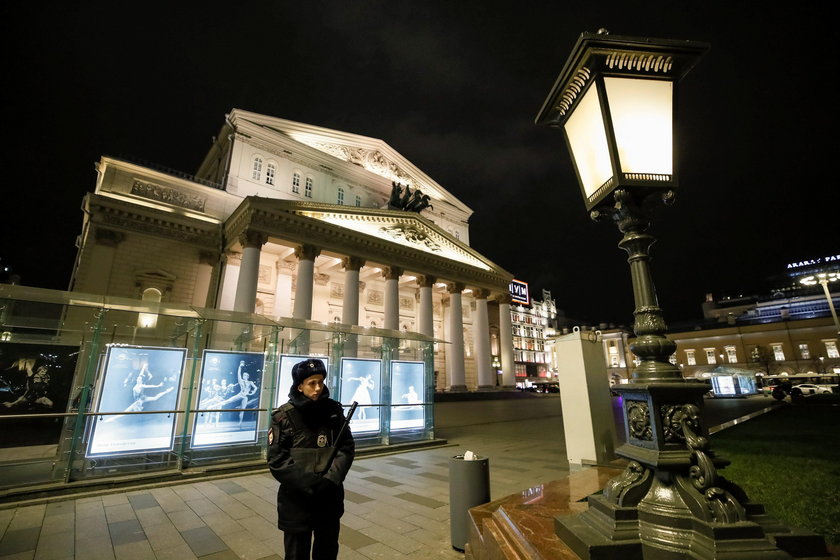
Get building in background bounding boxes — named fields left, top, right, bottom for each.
left=70, top=109, right=517, bottom=391
left=510, top=289, right=557, bottom=385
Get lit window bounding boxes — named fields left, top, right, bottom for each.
left=771, top=343, right=785, bottom=361
left=252, top=157, right=263, bottom=181
left=725, top=346, right=737, bottom=364
left=825, top=340, right=839, bottom=359
left=305, top=177, right=313, bottom=198
left=355, top=195, right=361, bottom=207
left=266, top=162, right=275, bottom=185
left=685, top=349, right=696, bottom=366
left=337, top=187, right=344, bottom=205
left=704, top=349, right=716, bottom=365
left=138, top=288, right=162, bottom=328
left=798, top=343, right=810, bottom=360
left=292, top=172, right=301, bottom=193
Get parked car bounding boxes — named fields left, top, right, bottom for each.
left=790, top=383, right=833, bottom=398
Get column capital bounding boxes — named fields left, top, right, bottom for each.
left=417, top=275, right=437, bottom=288
left=342, top=256, right=366, bottom=272
left=295, top=244, right=321, bottom=261
left=382, top=266, right=403, bottom=280
left=239, top=230, right=268, bottom=249
left=473, top=288, right=490, bottom=300
left=446, top=282, right=465, bottom=294
left=494, top=293, right=514, bottom=305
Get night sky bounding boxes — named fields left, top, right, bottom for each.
left=2, top=2, right=836, bottom=327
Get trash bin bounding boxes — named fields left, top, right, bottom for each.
left=449, top=454, right=490, bottom=551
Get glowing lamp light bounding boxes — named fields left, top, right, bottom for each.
left=535, top=29, right=707, bottom=212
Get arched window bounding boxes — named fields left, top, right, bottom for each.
left=337, top=187, right=344, bottom=205
left=138, top=288, right=162, bottom=328
left=252, top=156, right=263, bottom=181
left=265, top=162, right=276, bottom=185
left=304, top=177, right=313, bottom=198
left=291, top=172, right=301, bottom=193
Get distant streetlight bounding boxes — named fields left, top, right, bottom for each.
left=536, top=29, right=825, bottom=559
left=799, top=271, right=840, bottom=334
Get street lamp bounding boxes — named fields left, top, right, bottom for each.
left=799, top=271, right=840, bottom=334
left=536, top=29, right=826, bottom=559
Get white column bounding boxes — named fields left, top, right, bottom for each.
left=342, top=256, right=365, bottom=325
left=273, top=261, right=293, bottom=318
left=233, top=230, right=266, bottom=313
left=446, top=282, right=467, bottom=391
left=191, top=250, right=217, bottom=308
left=498, top=294, right=516, bottom=388
left=417, top=275, right=436, bottom=337
left=473, top=289, right=494, bottom=390
left=292, top=244, right=320, bottom=320
left=383, top=266, right=402, bottom=331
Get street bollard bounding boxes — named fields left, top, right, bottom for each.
left=448, top=454, right=490, bottom=551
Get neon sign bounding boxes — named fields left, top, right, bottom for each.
left=509, top=279, right=530, bottom=305
left=786, top=254, right=840, bottom=269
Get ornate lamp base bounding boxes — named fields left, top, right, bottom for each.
left=555, top=382, right=833, bottom=559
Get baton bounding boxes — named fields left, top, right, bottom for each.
left=319, top=401, right=358, bottom=474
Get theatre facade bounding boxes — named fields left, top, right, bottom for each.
left=70, top=109, right=517, bottom=392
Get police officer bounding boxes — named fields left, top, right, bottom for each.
left=267, top=359, right=355, bottom=559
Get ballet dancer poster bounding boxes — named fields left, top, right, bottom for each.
left=191, top=350, right=264, bottom=448
left=339, top=358, right=381, bottom=434
left=275, top=355, right=330, bottom=409
left=389, top=360, right=425, bottom=430
left=87, top=345, right=185, bottom=457
left=0, top=342, right=79, bottom=448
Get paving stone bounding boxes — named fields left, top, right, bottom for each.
left=0, top=527, right=40, bottom=556
left=180, top=526, right=229, bottom=557
left=337, top=526, right=378, bottom=550
left=393, top=492, right=446, bottom=509
left=125, top=494, right=158, bottom=511
left=107, top=519, right=146, bottom=546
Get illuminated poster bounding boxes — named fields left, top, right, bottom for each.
left=87, top=345, right=185, bottom=456
left=0, top=343, right=79, bottom=448
left=390, top=360, right=425, bottom=430
left=191, top=350, right=264, bottom=448
left=275, top=355, right=330, bottom=408
left=339, top=358, right=381, bottom=433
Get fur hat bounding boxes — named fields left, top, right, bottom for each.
left=291, top=358, right=327, bottom=387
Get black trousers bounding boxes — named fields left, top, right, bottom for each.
left=283, top=518, right=340, bottom=560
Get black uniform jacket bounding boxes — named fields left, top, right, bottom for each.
left=267, top=388, right=355, bottom=532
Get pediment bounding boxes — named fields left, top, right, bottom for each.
left=293, top=207, right=492, bottom=271
left=228, top=109, right=471, bottom=215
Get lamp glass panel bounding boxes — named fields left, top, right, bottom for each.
left=564, top=84, right=612, bottom=199
left=604, top=77, right=673, bottom=175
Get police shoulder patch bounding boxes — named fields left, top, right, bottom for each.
left=268, top=427, right=274, bottom=445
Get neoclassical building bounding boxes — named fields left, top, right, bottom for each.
left=70, top=109, right=516, bottom=390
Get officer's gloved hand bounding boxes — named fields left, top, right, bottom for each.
left=312, top=475, right=336, bottom=495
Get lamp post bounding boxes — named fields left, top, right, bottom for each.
left=536, top=30, right=829, bottom=559
left=799, top=271, right=840, bottom=335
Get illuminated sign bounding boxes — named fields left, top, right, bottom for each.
left=191, top=350, right=264, bottom=448
left=509, top=280, right=530, bottom=305
left=787, top=254, right=840, bottom=269
left=88, top=345, right=185, bottom=457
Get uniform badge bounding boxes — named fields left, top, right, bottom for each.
left=268, top=427, right=274, bottom=445
left=317, top=434, right=328, bottom=448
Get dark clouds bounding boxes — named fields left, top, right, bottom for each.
left=2, top=2, right=836, bottom=327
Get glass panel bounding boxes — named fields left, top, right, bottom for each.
left=564, top=84, right=612, bottom=199
left=604, top=77, right=673, bottom=175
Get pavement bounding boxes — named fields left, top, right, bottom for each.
left=0, top=394, right=782, bottom=560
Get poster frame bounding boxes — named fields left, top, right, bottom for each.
left=190, top=349, right=265, bottom=449
left=86, top=344, right=186, bottom=457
